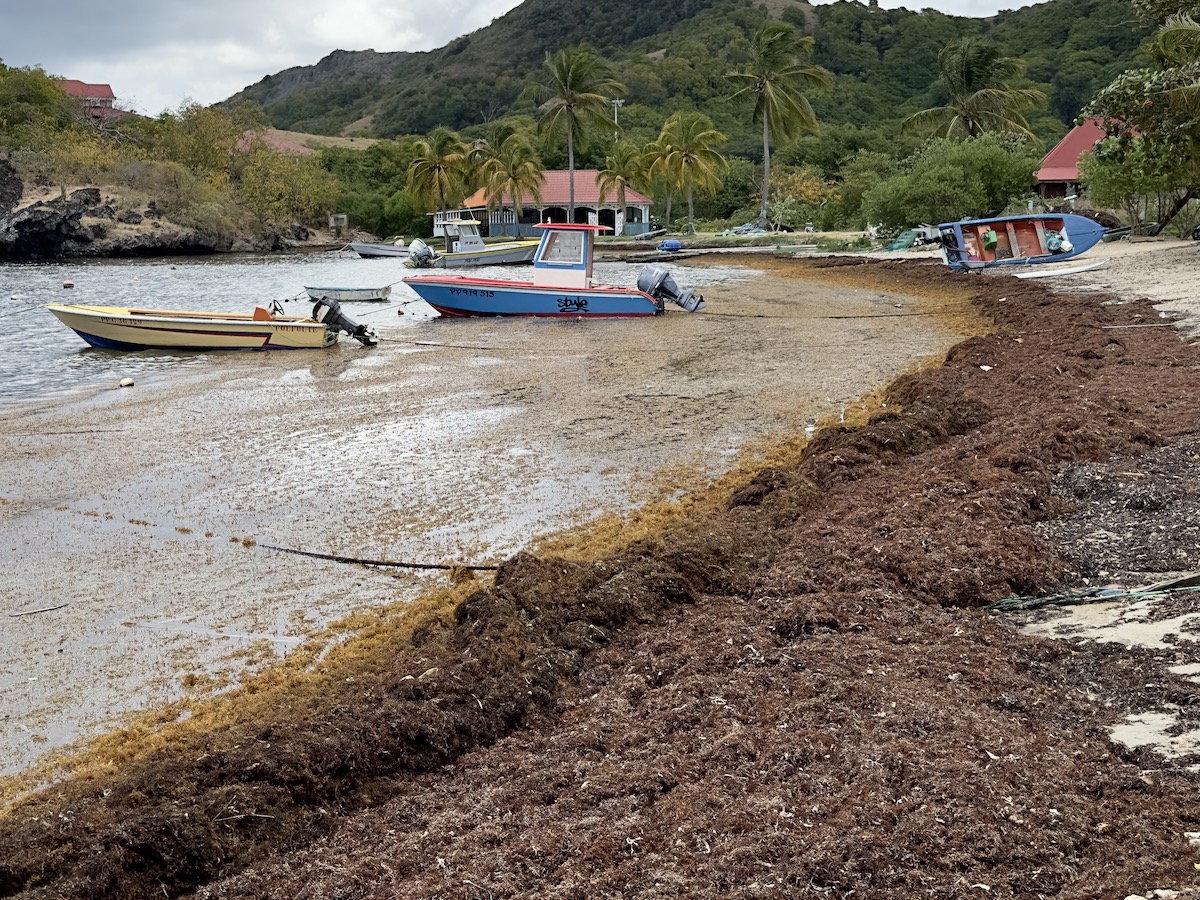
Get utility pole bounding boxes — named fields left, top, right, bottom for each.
left=611, top=98, right=625, bottom=137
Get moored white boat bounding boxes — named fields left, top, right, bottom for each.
left=402, top=223, right=703, bottom=318
left=304, top=285, right=392, bottom=302
left=406, top=220, right=539, bottom=269
left=349, top=240, right=410, bottom=258
left=47, top=299, right=378, bottom=350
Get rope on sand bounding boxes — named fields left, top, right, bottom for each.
left=261, top=543, right=500, bottom=572
left=984, top=584, right=1200, bottom=613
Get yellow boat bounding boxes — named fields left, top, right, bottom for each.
left=47, top=300, right=378, bottom=351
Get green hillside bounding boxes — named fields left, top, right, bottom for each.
left=228, top=0, right=1149, bottom=150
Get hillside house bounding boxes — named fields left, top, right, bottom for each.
left=447, top=170, right=653, bottom=237
left=1035, top=118, right=1107, bottom=202
left=57, top=80, right=132, bottom=120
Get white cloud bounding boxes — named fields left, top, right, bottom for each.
left=3, top=0, right=523, bottom=115
left=3, top=0, right=1036, bottom=117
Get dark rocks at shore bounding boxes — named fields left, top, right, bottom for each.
left=0, top=158, right=22, bottom=213
left=0, top=176, right=311, bottom=260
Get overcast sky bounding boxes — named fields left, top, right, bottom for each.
left=2, top=0, right=1039, bottom=117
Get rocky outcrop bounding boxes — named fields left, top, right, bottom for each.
left=0, top=187, right=106, bottom=260
left=0, top=158, right=22, bottom=214
left=0, top=179, right=308, bottom=260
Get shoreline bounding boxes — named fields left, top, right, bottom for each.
left=0, top=254, right=975, bottom=781
left=5, top=244, right=1200, bottom=899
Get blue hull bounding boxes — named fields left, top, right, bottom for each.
left=938, top=213, right=1106, bottom=270
left=403, top=276, right=662, bottom=317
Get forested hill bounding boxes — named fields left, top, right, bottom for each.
left=227, top=0, right=1148, bottom=148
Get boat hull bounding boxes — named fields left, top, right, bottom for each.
left=47, top=305, right=337, bottom=350
left=350, top=241, right=409, bottom=258
left=403, top=276, right=662, bottom=317
left=938, top=213, right=1105, bottom=270
left=304, top=285, right=391, bottom=302
left=433, top=241, right=540, bottom=268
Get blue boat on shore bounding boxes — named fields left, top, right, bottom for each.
left=402, top=223, right=703, bottom=317
left=937, top=213, right=1106, bottom=271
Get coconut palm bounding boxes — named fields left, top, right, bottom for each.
left=482, top=134, right=544, bottom=222
left=650, top=112, right=729, bottom=234
left=1147, top=14, right=1200, bottom=114
left=406, top=126, right=469, bottom=213
left=521, top=46, right=626, bottom=220
left=597, top=142, right=647, bottom=236
left=901, top=37, right=1048, bottom=141
left=726, top=22, right=832, bottom=227
left=641, top=137, right=677, bottom=229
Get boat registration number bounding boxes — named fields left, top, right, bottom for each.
left=449, top=288, right=496, bottom=298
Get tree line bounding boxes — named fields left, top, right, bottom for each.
left=5, top=0, right=1200, bottom=240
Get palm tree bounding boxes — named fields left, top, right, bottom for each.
left=641, top=138, right=676, bottom=230
left=726, top=22, right=832, bottom=226
left=482, top=134, right=545, bottom=227
left=900, top=37, right=1048, bottom=141
left=651, top=112, right=729, bottom=234
left=597, top=142, right=646, bottom=236
left=406, top=126, right=469, bottom=213
left=521, top=46, right=626, bottom=220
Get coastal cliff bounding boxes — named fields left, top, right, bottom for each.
left=0, top=159, right=313, bottom=260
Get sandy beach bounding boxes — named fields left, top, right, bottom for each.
left=4, top=239, right=1200, bottom=900
left=0, top=256, right=972, bottom=778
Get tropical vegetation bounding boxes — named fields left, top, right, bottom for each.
left=6, top=0, right=1196, bottom=242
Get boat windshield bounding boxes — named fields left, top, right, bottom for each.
left=540, top=230, right=585, bottom=265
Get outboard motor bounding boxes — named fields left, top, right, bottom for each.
left=406, top=238, right=436, bottom=268
left=637, top=264, right=704, bottom=312
left=311, top=297, right=379, bottom=346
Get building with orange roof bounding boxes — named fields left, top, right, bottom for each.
left=1035, top=118, right=1107, bottom=202
left=452, top=169, right=654, bottom=237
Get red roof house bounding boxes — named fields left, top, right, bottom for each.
left=57, top=80, right=135, bottom=120
left=1035, top=118, right=1107, bottom=201
left=456, top=169, right=654, bottom=237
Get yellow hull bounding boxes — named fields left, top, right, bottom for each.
left=47, top=305, right=338, bottom=350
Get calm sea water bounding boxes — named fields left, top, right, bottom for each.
left=0, top=251, right=754, bottom=409
left=0, top=251, right=424, bottom=406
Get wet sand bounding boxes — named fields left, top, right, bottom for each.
left=0, top=256, right=975, bottom=777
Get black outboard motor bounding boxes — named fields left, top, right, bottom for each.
left=637, top=265, right=704, bottom=312
left=311, top=297, right=379, bottom=346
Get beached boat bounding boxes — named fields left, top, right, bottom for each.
left=406, top=220, right=539, bottom=269
left=349, top=240, right=410, bottom=258
left=46, top=298, right=378, bottom=350
left=402, top=223, right=703, bottom=317
left=937, top=213, right=1106, bottom=271
left=304, top=285, right=391, bottom=302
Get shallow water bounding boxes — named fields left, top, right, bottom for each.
left=0, top=252, right=959, bottom=778
left=0, top=252, right=746, bottom=407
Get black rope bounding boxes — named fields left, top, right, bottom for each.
left=261, top=543, right=499, bottom=571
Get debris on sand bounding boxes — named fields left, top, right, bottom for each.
left=4, top=258, right=1200, bottom=899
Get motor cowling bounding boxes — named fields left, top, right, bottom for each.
left=406, top=239, right=436, bottom=268
left=311, top=297, right=379, bottom=346
left=637, top=265, right=704, bottom=312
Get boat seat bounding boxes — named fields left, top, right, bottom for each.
left=252, top=306, right=273, bottom=321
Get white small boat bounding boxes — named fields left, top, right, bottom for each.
left=1011, top=257, right=1110, bottom=279
left=349, top=240, right=409, bottom=258
left=47, top=299, right=378, bottom=351
left=304, top=285, right=392, bottom=302
left=406, top=220, right=539, bottom=269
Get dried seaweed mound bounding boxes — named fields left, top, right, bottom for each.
left=4, top=260, right=1200, bottom=899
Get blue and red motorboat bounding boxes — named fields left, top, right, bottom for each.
left=937, top=213, right=1106, bottom=271
left=402, top=223, right=703, bottom=317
